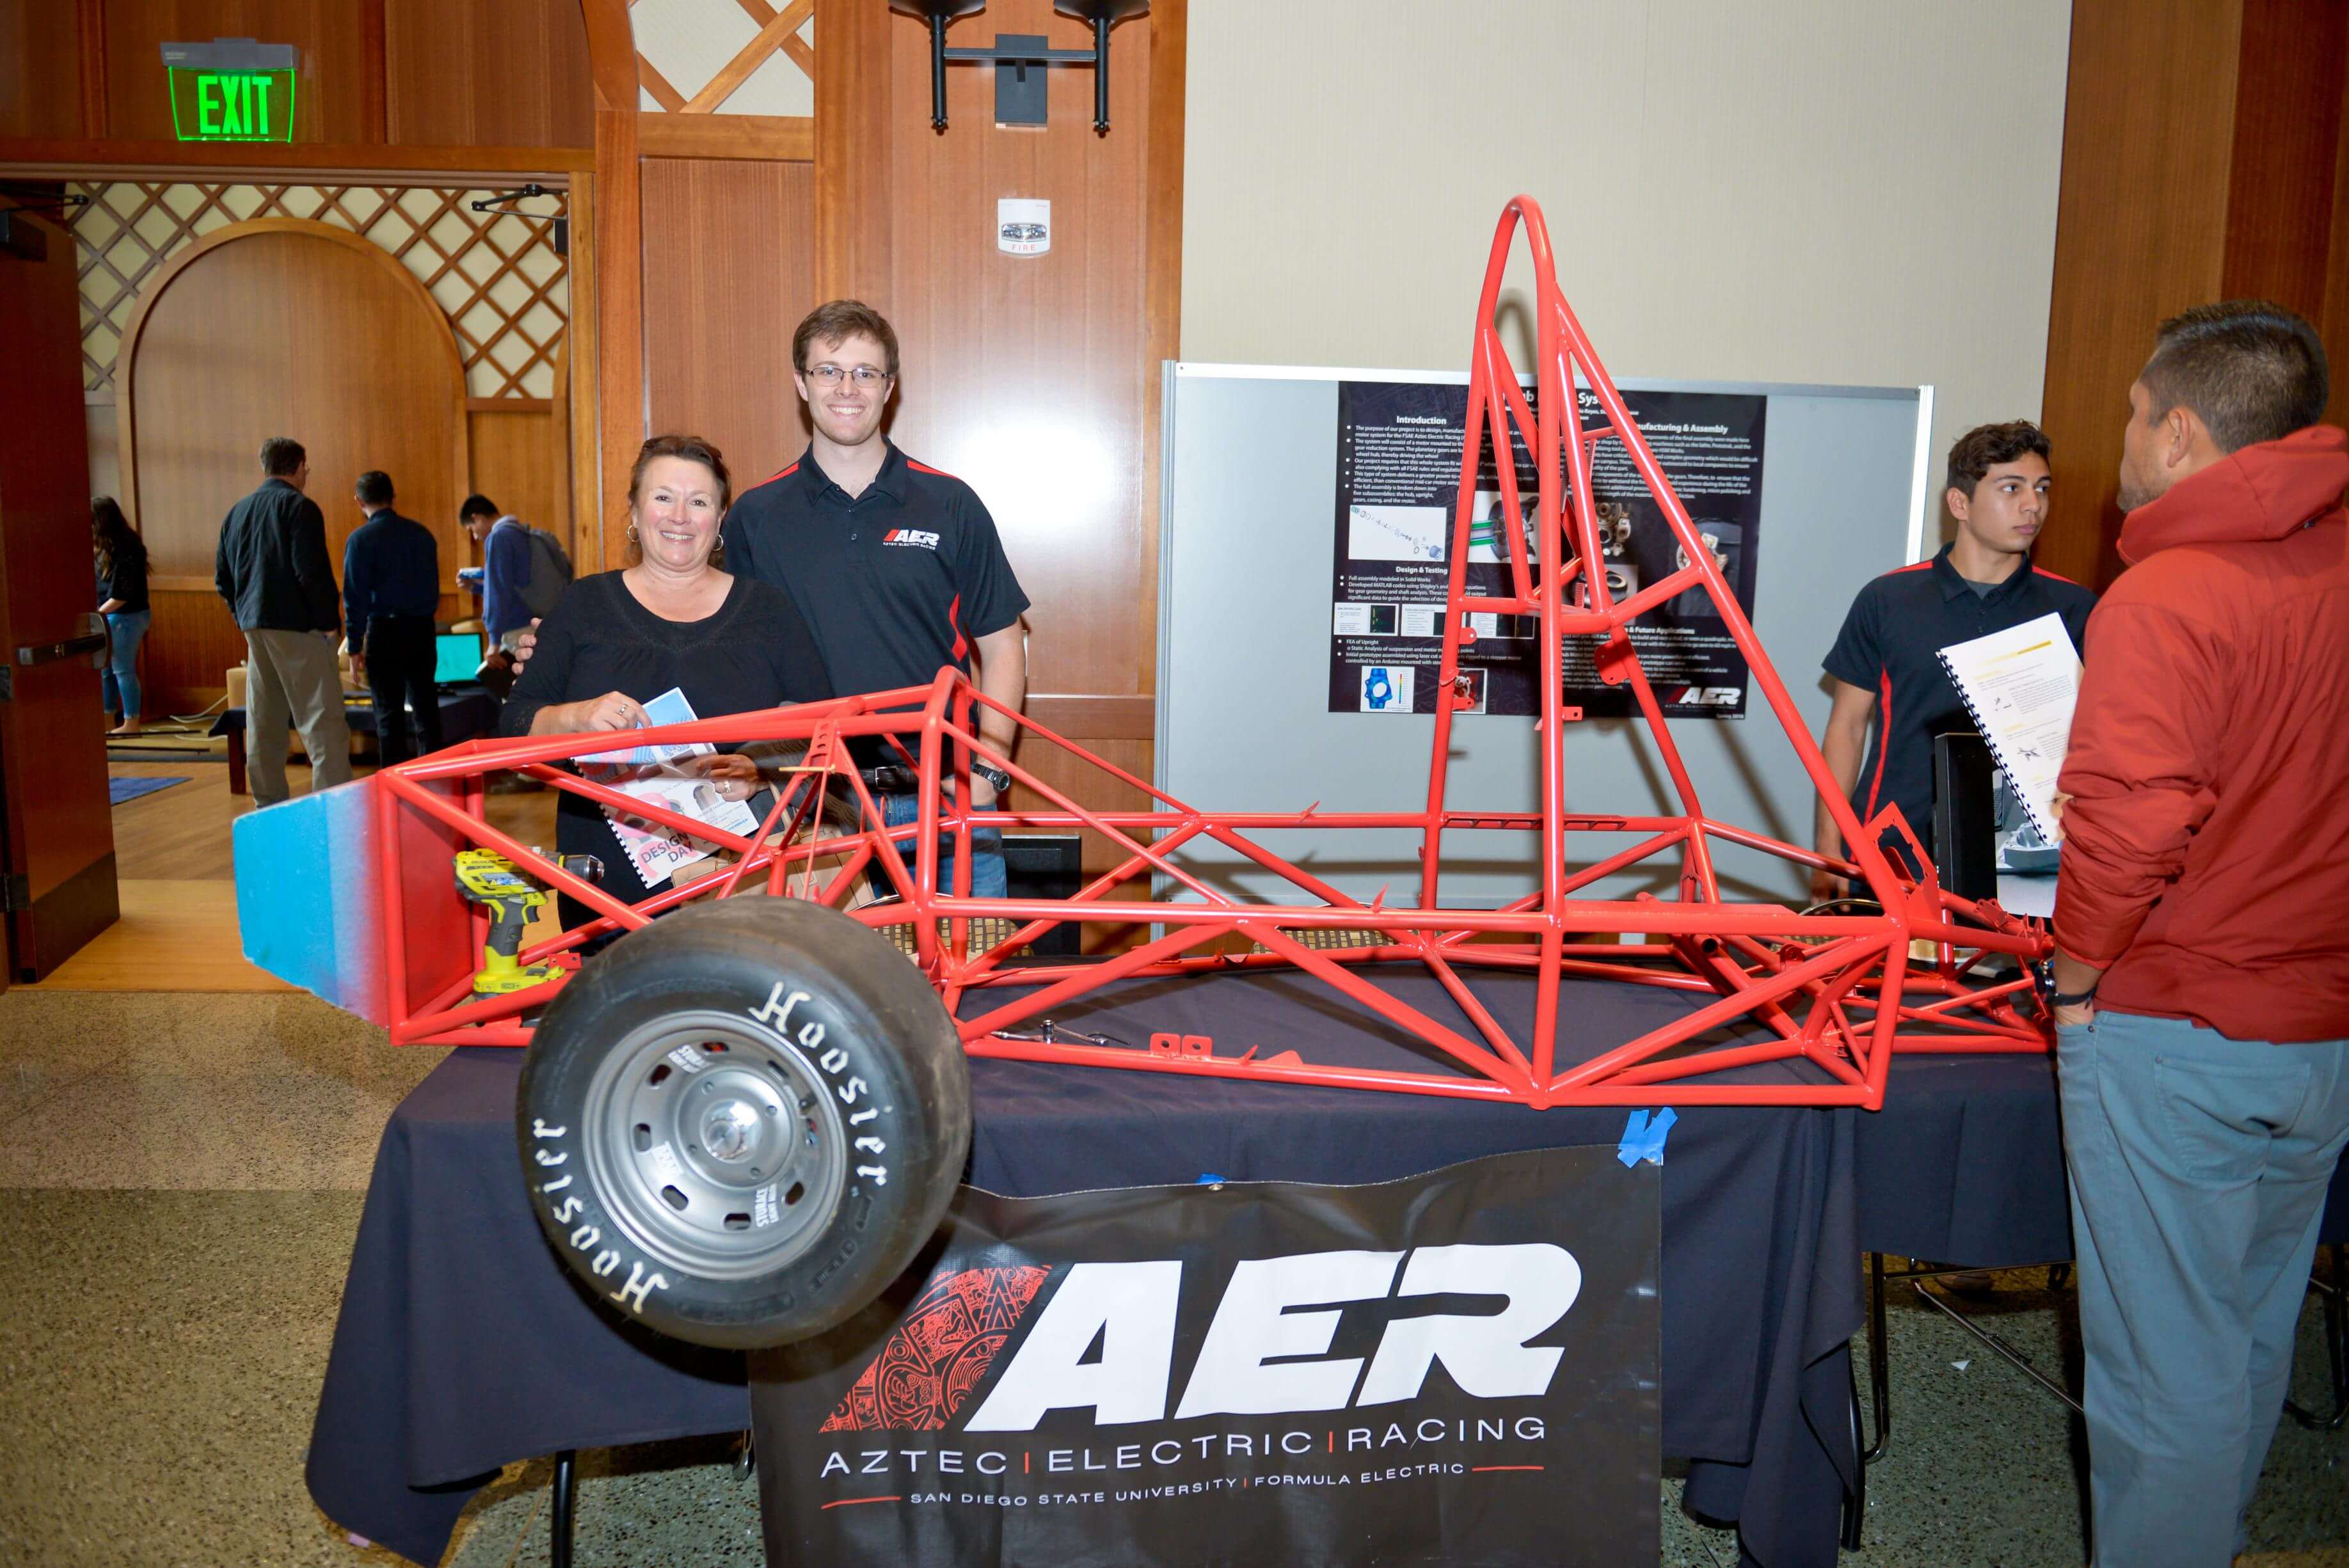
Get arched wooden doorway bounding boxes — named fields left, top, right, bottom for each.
left=119, top=219, right=469, bottom=711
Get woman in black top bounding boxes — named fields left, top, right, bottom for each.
left=93, top=497, right=152, bottom=734
left=502, top=434, right=832, bottom=929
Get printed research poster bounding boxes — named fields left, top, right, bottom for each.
left=1327, top=379, right=1767, bottom=718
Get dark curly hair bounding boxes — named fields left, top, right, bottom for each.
left=1945, top=421, right=2051, bottom=502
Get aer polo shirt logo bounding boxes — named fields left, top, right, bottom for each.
left=883, top=527, right=942, bottom=550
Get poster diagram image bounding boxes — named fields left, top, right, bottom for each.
left=1672, top=521, right=1739, bottom=619
left=1349, top=503, right=1447, bottom=562
left=1333, top=602, right=1401, bottom=636
left=1361, top=665, right=1415, bottom=712
left=1594, top=500, right=1634, bottom=557
left=1453, top=667, right=1490, bottom=713
left=1467, top=490, right=1538, bottom=564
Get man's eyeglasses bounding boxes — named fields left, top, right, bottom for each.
left=806, top=364, right=890, bottom=390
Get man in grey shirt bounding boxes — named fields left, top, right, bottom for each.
left=214, top=436, right=352, bottom=804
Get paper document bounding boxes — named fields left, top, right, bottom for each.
left=580, top=688, right=758, bottom=885
left=1936, top=612, right=2081, bottom=845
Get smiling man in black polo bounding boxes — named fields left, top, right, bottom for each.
left=1811, top=420, right=2096, bottom=901
left=722, top=299, right=1030, bottom=898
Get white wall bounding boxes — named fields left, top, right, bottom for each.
left=1180, top=0, right=2073, bottom=539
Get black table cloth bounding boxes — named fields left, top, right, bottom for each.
left=308, top=965, right=1862, bottom=1568
left=1856, top=1049, right=2349, bottom=1264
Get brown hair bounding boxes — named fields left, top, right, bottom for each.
left=259, top=436, right=306, bottom=476
left=2142, top=300, right=2329, bottom=454
left=792, top=299, right=899, bottom=379
left=625, top=434, right=732, bottom=565
left=628, top=434, right=733, bottom=514
left=1945, top=420, right=2050, bottom=502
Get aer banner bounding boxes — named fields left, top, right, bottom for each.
left=751, top=1144, right=1660, bottom=1567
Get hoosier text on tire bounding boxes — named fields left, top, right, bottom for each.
left=516, top=897, right=971, bottom=1350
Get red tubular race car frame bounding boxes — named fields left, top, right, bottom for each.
left=369, top=195, right=2051, bottom=1107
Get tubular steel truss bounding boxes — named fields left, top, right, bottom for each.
left=370, top=195, right=2051, bottom=1107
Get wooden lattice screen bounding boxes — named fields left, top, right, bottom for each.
left=70, top=181, right=569, bottom=401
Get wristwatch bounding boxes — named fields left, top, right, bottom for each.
left=971, top=762, right=1014, bottom=796
left=2048, top=986, right=2098, bottom=1008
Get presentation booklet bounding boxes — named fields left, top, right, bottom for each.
left=580, top=687, right=759, bottom=885
left=1936, top=612, right=2081, bottom=846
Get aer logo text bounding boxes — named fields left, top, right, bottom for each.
left=950, top=1242, right=1581, bottom=1433
left=884, top=528, right=941, bottom=550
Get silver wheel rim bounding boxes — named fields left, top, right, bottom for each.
left=579, top=1008, right=851, bottom=1282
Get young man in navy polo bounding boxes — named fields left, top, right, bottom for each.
left=1812, top=420, right=2096, bottom=902
left=721, top=300, right=1030, bottom=898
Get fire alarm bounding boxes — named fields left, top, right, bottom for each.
left=998, top=198, right=1050, bottom=257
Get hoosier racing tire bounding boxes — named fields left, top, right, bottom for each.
left=516, top=896, right=970, bottom=1350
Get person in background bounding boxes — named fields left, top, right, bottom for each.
left=461, top=494, right=533, bottom=654
left=501, top=435, right=832, bottom=931
left=2049, top=301, right=2349, bottom=1568
left=720, top=299, right=1030, bottom=898
left=1812, top=420, right=2095, bottom=901
left=214, top=437, right=350, bottom=806
left=93, top=497, right=150, bottom=736
left=341, top=470, right=443, bottom=767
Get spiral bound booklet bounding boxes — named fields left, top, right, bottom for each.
left=1936, top=612, right=2082, bottom=846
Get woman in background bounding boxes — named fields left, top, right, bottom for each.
left=501, top=434, right=832, bottom=930
left=93, top=498, right=150, bottom=736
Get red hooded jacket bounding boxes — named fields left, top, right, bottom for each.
left=2056, top=425, right=2349, bottom=1041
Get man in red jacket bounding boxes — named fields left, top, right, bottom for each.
left=2051, top=300, right=2348, bottom=1567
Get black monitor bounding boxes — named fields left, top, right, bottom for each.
left=1931, top=731, right=1998, bottom=901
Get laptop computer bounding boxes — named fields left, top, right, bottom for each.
left=434, top=632, right=484, bottom=690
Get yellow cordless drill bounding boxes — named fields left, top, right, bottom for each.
left=453, top=848, right=599, bottom=997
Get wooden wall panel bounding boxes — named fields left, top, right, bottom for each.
left=2040, top=0, right=2349, bottom=588
left=142, top=587, right=248, bottom=714
left=0, top=5, right=87, bottom=138
left=385, top=0, right=592, bottom=149
left=120, top=224, right=466, bottom=708
left=2220, top=0, right=2346, bottom=314
left=2035, top=0, right=2245, bottom=589
left=101, top=1, right=371, bottom=145
left=639, top=156, right=816, bottom=492
left=467, top=406, right=571, bottom=553
left=871, top=0, right=1157, bottom=709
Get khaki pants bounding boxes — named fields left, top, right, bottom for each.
left=243, top=628, right=353, bottom=806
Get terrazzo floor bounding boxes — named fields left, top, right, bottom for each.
left=1, top=989, right=2341, bottom=1567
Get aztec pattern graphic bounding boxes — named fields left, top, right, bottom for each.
left=818, top=1265, right=1052, bottom=1432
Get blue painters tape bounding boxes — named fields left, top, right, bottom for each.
left=1616, top=1107, right=1677, bottom=1168
left=1196, top=1173, right=1227, bottom=1185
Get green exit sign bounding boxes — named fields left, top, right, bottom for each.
left=161, top=39, right=298, bottom=143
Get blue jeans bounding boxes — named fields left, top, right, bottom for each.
left=102, top=609, right=150, bottom=720
left=879, top=793, right=1006, bottom=899
left=2058, top=1008, right=2349, bottom=1566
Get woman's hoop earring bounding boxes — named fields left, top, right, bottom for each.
left=626, top=521, right=639, bottom=546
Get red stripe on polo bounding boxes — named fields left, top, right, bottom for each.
left=1864, top=670, right=1893, bottom=820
